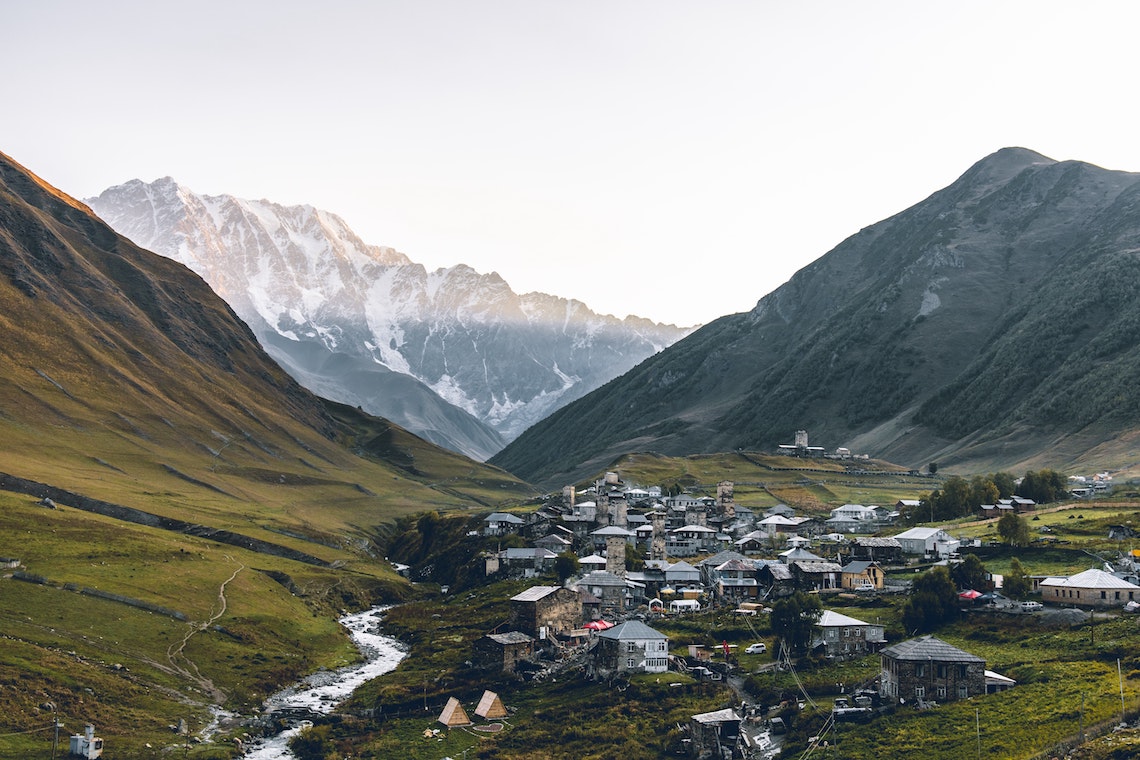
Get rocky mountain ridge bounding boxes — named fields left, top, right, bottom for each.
left=86, top=179, right=692, bottom=460
left=491, top=147, right=1140, bottom=487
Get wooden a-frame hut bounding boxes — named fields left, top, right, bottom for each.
left=438, top=696, right=472, bottom=727
left=474, top=690, right=508, bottom=719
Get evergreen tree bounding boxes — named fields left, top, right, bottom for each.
left=951, top=553, right=989, bottom=591
left=902, top=566, right=959, bottom=633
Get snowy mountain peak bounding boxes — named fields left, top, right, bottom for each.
left=87, top=179, right=692, bottom=457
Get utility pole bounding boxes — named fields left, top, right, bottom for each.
left=48, top=702, right=60, bottom=760
left=1120, top=658, right=1126, bottom=726
left=975, top=708, right=981, bottom=760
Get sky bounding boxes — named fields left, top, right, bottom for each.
left=6, top=1, right=1140, bottom=327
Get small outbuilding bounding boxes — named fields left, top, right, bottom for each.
left=475, top=690, right=508, bottom=719
left=438, top=696, right=472, bottom=727
left=688, top=708, right=741, bottom=758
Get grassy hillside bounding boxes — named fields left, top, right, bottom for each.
left=0, top=150, right=540, bottom=756
left=575, top=450, right=930, bottom=513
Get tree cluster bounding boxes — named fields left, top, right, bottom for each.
left=1015, top=469, right=1068, bottom=504
left=911, top=469, right=1065, bottom=523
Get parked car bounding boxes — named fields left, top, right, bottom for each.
left=745, top=642, right=767, bottom=654
left=1019, top=601, right=1043, bottom=612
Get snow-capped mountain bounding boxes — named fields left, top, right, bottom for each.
left=87, top=178, right=691, bottom=460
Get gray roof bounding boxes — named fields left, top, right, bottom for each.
left=855, top=537, right=901, bottom=548
left=486, top=512, right=525, bottom=524
left=763, top=564, right=793, bottom=581
left=487, top=631, right=534, bottom=645
left=692, top=708, right=741, bottom=724
left=881, top=635, right=983, bottom=664
left=699, top=550, right=749, bottom=567
left=511, top=585, right=562, bottom=603
left=592, top=525, right=635, bottom=537
left=793, top=561, right=843, bottom=573
left=841, top=560, right=879, bottom=574
left=597, top=620, right=667, bottom=641
left=501, top=548, right=556, bottom=560
left=576, top=570, right=627, bottom=587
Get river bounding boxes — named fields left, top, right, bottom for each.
left=241, top=606, right=408, bottom=759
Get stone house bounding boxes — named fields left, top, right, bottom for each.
left=813, top=610, right=885, bottom=658
left=592, top=620, right=669, bottom=674
left=688, top=708, right=742, bottom=759
left=880, top=636, right=985, bottom=703
left=483, top=512, right=525, bottom=536
left=575, top=570, right=633, bottom=615
left=509, top=585, right=581, bottom=639
left=791, top=560, right=842, bottom=591
left=473, top=631, right=535, bottom=673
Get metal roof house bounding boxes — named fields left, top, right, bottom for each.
left=1039, top=568, right=1140, bottom=608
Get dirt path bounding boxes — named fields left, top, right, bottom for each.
left=166, top=555, right=244, bottom=704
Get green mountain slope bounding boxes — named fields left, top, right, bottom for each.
left=0, top=149, right=535, bottom=526
left=0, top=149, right=537, bottom=755
left=492, top=148, right=1140, bottom=487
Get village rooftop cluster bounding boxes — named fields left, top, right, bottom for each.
left=442, top=466, right=1140, bottom=757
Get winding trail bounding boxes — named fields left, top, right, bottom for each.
left=166, top=555, right=244, bottom=704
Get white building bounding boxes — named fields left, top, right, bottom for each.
left=893, top=527, right=960, bottom=558
left=69, top=725, right=103, bottom=759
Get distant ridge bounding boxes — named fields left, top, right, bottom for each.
left=491, top=148, right=1140, bottom=487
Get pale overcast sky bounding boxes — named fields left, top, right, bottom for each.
left=6, top=1, right=1140, bottom=326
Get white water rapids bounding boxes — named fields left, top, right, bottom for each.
left=241, top=606, right=407, bottom=759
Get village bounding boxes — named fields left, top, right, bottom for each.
left=389, top=455, right=1140, bottom=760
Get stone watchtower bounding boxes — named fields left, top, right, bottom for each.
left=593, top=526, right=634, bottom=577
left=595, top=478, right=611, bottom=527
left=605, top=535, right=627, bottom=577
left=648, top=509, right=667, bottom=562
left=717, top=481, right=735, bottom=519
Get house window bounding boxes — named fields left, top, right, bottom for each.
left=937, top=686, right=947, bottom=699
left=937, top=665, right=947, bottom=679
left=958, top=665, right=968, bottom=679
left=915, top=686, right=925, bottom=699
left=1102, top=591, right=1107, bottom=600
left=915, top=664, right=926, bottom=677
left=627, top=658, right=635, bottom=668
left=958, top=685, right=969, bottom=699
